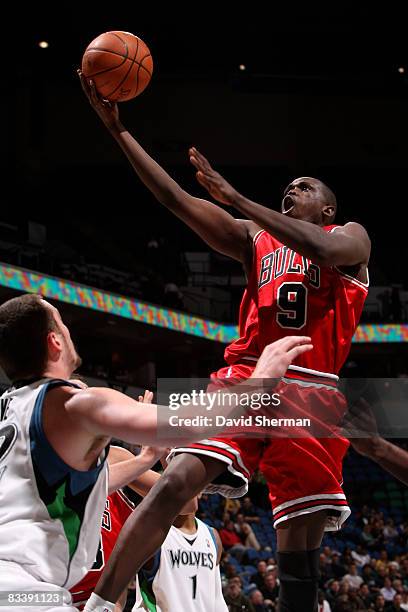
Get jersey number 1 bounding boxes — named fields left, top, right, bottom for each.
left=190, top=575, right=197, bottom=599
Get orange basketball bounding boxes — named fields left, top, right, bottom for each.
left=81, top=31, right=153, bottom=102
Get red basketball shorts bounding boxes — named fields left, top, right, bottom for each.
left=168, top=361, right=350, bottom=531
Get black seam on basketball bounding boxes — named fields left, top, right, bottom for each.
left=139, top=63, right=153, bottom=78
left=132, top=53, right=152, bottom=95
left=138, top=54, right=153, bottom=78
left=106, top=36, right=139, bottom=99
left=83, top=49, right=128, bottom=78
left=134, top=58, right=141, bottom=98
left=110, top=32, right=129, bottom=60
left=85, top=47, right=128, bottom=59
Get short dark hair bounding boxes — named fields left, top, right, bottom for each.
left=0, top=294, right=57, bottom=382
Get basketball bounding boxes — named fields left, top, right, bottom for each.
left=81, top=31, right=153, bottom=102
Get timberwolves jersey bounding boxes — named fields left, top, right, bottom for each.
left=0, top=379, right=108, bottom=589
left=134, top=518, right=227, bottom=612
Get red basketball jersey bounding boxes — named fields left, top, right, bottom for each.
left=70, top=489, right=134, bottom=610
left=225, top=226, right=368, bottom=375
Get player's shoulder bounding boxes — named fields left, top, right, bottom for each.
left=44, top=383, right=81, bottom=405
left=332, top=221, right=370, bottom=240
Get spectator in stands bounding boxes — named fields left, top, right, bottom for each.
left=384, top=519, right=399, bottom=541
left=361, top=564, right=377, bottom=590
left=381, top=576, right=397, bottom=602
left=225, top=498, right=241, bottom=517
left=390, top=593, right=405, bottom=611
left=359, top=583, right=373, bottom=608
left=266, top=558, right=277, bottom=568
left=325, top=580, right=341, bottom=608
left=252, top=561, right=268, bottom=590
left=242, top=497, right=261, bottom=524
left=361, top=524, right=378, bottom=549
left=220, top=521, right=243, bottom=548
left=343, top=564, right=364, bottom=590
left=393, top=578, right=404, bottom=593
left=320, top=553, right=336, bottom=584
left=260, top=572, right=279, bottom=605
left=374, top=566, right=389, bottom=588
left=317, top=589, right=332, bottom=611
left=322, top=546, right=333, bottom=564
left=348, top=588, right=365, bottom=610
left=241, top=523, right=261, bottom=551
left=338, top=581, right=350, bottom=597
left=249, top=589, right=274, bottom=612
left=331, top=594, right=350, bottom=612
left=224, top=579, right=255, bottom=612
left=223, top=511, right=232, bottom=523
left=219, top=521, right=248, bottom=561
left=400, top=591, right=408, bottom=611
left=223, top=563, right=239, bottom=581
left=376, top=551, right=389, bottom=573
left=234, top=512, right=248, bottom=534
left=351, top=544, right=371, bottom=568
left=331, top=553, right=347, bottom=580
left=372, top=593, right=386, bottom=611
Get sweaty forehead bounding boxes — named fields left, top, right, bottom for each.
left=291, top=177, right=320, bottom=187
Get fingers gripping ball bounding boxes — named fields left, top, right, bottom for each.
left=81, top=31, right=153, bottom=102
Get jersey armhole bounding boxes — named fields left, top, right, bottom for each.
left=29, top=379, right=108, bottom=485
left=30, top=379, right=79, bottom=460
left=208, top=525, right=219, bottom=560
left=140, top=549, right=161, bottom=584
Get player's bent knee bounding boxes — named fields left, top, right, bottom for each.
left=154, top=465, right=196, bottom=506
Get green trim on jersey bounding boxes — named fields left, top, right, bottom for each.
left=47, top=481, right=81, bottom=559
left=139, top=576, right=157, bottom=612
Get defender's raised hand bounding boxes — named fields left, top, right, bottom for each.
left=189, top=147, right=238, bottom=206
left=252, top=336, right=313, bottom=380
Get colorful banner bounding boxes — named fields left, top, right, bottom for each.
left=1, top=263, right=406, bottom=343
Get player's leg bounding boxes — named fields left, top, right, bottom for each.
left=261, top=376, right=350, bottom=612
left=94, top=452, right=226, bottom=604
left=90, top=362, right=261, bottom=608
left=276, top=510, right=327, bottom=612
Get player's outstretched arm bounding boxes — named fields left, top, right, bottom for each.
left=189, top=147, right=371, bottom=267
left=109, top=446, right=198, bottom=514
left=107, top=444, right=166, bottom=495
left=344, top=399, right=408, bottom=486
left=77, top=71, right=253, bottom=264
left=107, top=392, right=166, bottom=493
left=65, top=336, right=312, bottom=445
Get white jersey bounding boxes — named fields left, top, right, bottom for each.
left=0, top=379, right=108, bottom=589
left=134, top=518, right=228, bottom=612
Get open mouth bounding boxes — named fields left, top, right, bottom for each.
left=282, top=195, right=295, bottom=214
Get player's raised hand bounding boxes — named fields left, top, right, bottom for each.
left=189, top=147, right=238, bottom=206
left=138, top=445, right=168, bottom=466
left=77, top=69, right=120, bottom=130
left=342, top=398, right=380, bottom=456
left=138, top=389, right=154, bottom=404
left=252, top=336, right=313, bottom=380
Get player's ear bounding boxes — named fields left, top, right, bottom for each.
left=323, top=204, right=335, bottom=220
left=47, top=331, right=63, bottom=362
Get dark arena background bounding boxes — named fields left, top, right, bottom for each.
left=1, top=5, right=408, bottom=611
